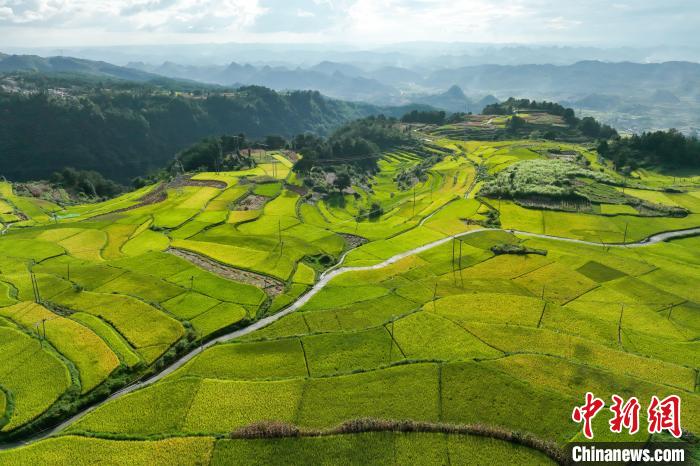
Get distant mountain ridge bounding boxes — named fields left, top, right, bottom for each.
left=411, top=85, right=498, bottom=113
left=127, top=58, right=700, bottom=128
left=0, top=54, right=160, bottom=82
left=129, top=60, right=399, bottom=103
left=425, top=60, right=700, bottom=97
left=5, top=53, right=700, bottom=116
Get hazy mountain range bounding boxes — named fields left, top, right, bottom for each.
left=7, top=43, right=700, bottom=68
left=126, top=59, right=700, bottom=102
left=127, top=58, right=700, bottom=133
left=2, top=51, right=700, bottom=134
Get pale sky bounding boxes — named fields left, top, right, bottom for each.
left=0, top=0, right=698, bottom=47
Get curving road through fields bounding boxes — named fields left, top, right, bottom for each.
left=2, top=224, right=699, bottom=450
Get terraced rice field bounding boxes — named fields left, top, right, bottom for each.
left=0, top=140, right=698, bottom=464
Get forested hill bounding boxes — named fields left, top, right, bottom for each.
left=0, top=54, right=160, bottom=82
left=0, top=73, right=426, bottom=183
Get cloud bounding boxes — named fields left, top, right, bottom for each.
left=122, top=0, right=267, bottom=33
left=0, top=0, right=267, bottom=32
left=251, top=0, right=342, bottom=33
left=0, top=0, right=697, bottom=46
left=0, top=6, right=13, bottom=20
left=545, top=16, right=582, bottom=31
left=341, top=0, right=531, bottom=41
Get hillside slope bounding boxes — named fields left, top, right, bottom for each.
left=0, top=74, right=424, bottom=183
left=0, top=54, right=159, bottom=82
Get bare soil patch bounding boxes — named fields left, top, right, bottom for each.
left=281, top=150, right=300, bottom=162
left=235, top=194, right=267, bottom=211
left=170, top=177, right=227, bottom=189
left=284, top=183, right=308, bottom=196
left=340, top=233, right=369, bottom=249
left=167, top=248, right=285, bottom=297
left=137, top=183, right=168, bottom=206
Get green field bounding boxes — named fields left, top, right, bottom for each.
left=0, top=137, right=698, bottom=464
left=0, top=432, right=556, bottom=465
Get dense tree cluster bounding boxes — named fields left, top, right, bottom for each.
left=598, top=129, right=700, bottom=170
left=577, top=116, right=617, bottom=139
left=50, top=167, right=123, bottom=198
left=506, top=115, right=526, bottom=132
left=172, top=134, right=256, bottom=173
left=293, top=116, right=414, bottom=172
left=483, top=97, right=617, bottom=140
left=400, top=110, right=447, bottom=125
left=394, top=155, right=440, bottom=190
left=263, top=135, right=287, bottom=150
left=483, top=98, right=576, bottom=123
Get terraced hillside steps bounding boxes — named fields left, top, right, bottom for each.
left=2, top=223, right=700, bottom=450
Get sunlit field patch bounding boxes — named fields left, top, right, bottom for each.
left=172, top=339, right=307, bottom=381
left=0, top=302, right=119, bottom=392
left=0, top=436, right=215, bottom=466
left=0, top=326, right=71, bottom=432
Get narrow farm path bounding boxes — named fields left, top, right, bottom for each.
left=2, top=224, right=699, bottom=450
left=514, top=226, right=700, bottom=248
